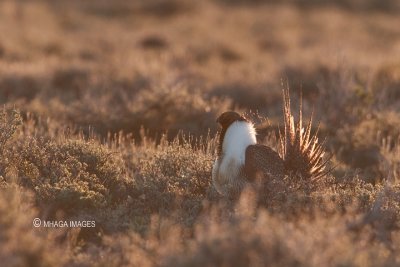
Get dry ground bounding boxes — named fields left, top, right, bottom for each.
left=0, top=0, right=400, bottom=266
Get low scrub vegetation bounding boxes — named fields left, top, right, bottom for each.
left=0, top=0, right=399, bottom=266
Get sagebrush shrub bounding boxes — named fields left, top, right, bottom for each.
left=1, top=1, right=400, bottom=265
left=131, top=137, right=213, bottom=224
left=0, top=187, right=66, bottom=267
left=0, top=109, right=22, bottom=181
left=8, top=136, right=127, bottom=214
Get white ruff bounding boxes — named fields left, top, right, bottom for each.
left=212, top=121, right=257, bottom=196
left=222, top=121, right=257, bottom=164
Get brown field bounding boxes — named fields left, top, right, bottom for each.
left=1, top=0, right=400, bottom=266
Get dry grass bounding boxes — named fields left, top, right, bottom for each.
left=0, top=0, right=400, bottom=266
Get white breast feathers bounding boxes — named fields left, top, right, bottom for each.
left=221, top=121, right=257, bottom=163
left=212, top=121, right=257, bottom=196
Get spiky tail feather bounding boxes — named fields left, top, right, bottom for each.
left=279, top=88, right=330, bottom=181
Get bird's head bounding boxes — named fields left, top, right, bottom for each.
left=216, top=111, right=247, bottom=129
left=215, top=111, right=255, bottom=157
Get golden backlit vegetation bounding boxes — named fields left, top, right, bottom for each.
left=0, top=0, right=400, bottom=266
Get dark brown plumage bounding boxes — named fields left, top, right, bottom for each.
left=212, top=88, right=329, bottom=198
left=216, top=111, right=247, bottom=157
left=244, top=144, right=284, bottom=182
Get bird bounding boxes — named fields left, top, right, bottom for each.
left=212, top=89, right=329, bottom=199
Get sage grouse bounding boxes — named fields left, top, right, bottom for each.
left=212, top=89, right=328, bottom=198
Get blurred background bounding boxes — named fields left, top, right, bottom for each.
left=1, top=2, right=400, bottom=265
left=1, top=0, right=400, bottom=180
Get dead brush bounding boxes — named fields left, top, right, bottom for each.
left=0, top=109, right=22, bottom=154
left=380, top=136, right=400, bottom=183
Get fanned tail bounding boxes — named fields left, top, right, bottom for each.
left=279, top=88, right=330, bottom=181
